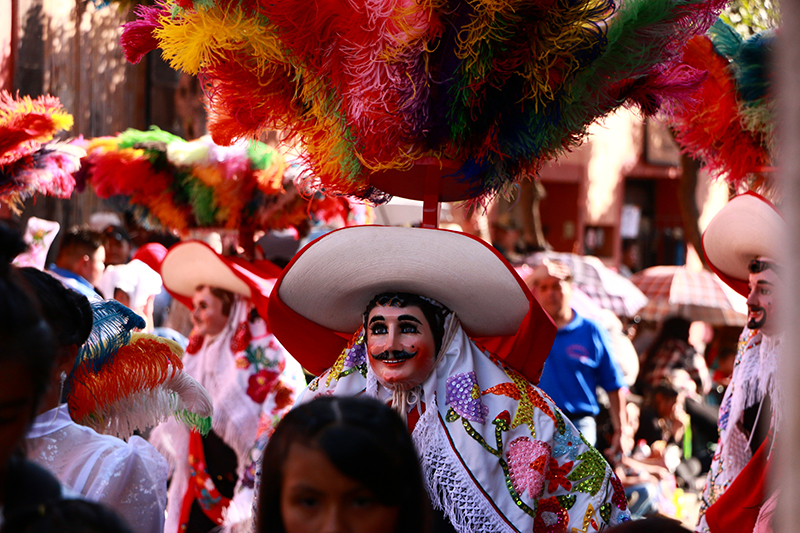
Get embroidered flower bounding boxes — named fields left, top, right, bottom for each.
left=344, top=340, right=366, bottom=368
left=546, top=457, right=573, bottom=493
left=446, top=371, right=489, bottom=423
left=230, top=320, right=252, bottom=353
left=533, top=496, right=569, bottom=533
left=553, top=425, right=582, bottom=461
left=272, top=380, right=296, bottom=411
left=246, top=369, right=280, bottom=403
left=186, top=334, right=204, bottom=355
left=235, top=356, right=250, bottom=369
left=507, top=437, right=551, bottom=500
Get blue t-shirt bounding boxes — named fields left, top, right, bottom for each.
left=537, top=310, right=625, bottom=417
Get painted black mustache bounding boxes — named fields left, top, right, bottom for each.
left=747, top=305, right=767, bottom=328
left=371, top=350, right=418, bottom=361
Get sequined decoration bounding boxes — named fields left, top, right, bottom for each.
left=566, top=447, right=607, bottom=496
left=571, top=503, right=596, bottom=533
left=507, top=437, right=552, bottom=500
left=533, top=496, right=568, bottom=533
left=599, top=502, right=612, bottom=523
left=609, top=473, right=627, bottom=510
left=556, top=494, right=576, bottom=511
left=308, top=376, right=320, bottom=392
left=326, top=329, right=365, bottom=387
left=553, top=425, right=582, bottom=461
left=546, top=458, right=573, bottom=493
left=482, top=368, right=558, bottom=438
left=446, top=371, right=489, bottom=423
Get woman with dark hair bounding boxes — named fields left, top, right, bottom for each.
left=0, top=225, right=62, bottom=526
left=257, top=396, right=432, bottom=533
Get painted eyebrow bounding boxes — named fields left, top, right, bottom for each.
left=368, top=314, right=423, bottom=325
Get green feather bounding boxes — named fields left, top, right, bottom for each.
left=246, top=141, right=277, bottom=171
left=117, top=126, right=183, bottom=150
left=186, top=178, right=218, bottom=226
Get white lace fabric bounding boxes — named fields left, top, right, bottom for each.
left=25, top=405, right=169, bottom=533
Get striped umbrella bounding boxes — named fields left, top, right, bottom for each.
left=631, top=265, right=747, bottom=326
left=526, top=252, right=648, bottom=317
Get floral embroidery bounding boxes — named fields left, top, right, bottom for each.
left=272, top=380, right=296, bottom=412
left=567, top=447, right=608, bottom=496
left=533, top=496, right=569, bottom=533
left=546, top=457, right=573, bottom=493
left=230, top=320, right=252, bottom=353
left=553, top=425, right=582, bottom=461
left=507, top=437, right=551, bottom=499
left=446, top=372, right=489, bottom=423
left=247, top=369, right=280, bottom=403
left=483, top=368, right=557, bottom=437
left=186, top=334, right=204, bottom=355
left=327, top=330, right=367, bottom=386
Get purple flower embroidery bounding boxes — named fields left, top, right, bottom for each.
left=507, top=437, right=551, bottom=500
left=553, top=425, right=582, bottom=461
left=344, top=340, right=366, bottom=368
left=446, top=371, right=489, bottom=423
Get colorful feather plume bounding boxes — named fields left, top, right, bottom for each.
left=67, top=332, right=213, bottom=438
left=667, top=19, right=776, bottom=192
left=121, top=0, right=726, bottom=204
left=80, top=127, right=349, bottom=235
left=0, top=91, right=82, bottom=212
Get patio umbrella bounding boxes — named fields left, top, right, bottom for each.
left=630, top=265, right=747, bottom=326
left=526, top=252, right=648, bottom=317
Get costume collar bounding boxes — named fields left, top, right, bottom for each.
left=27, top=404, right=73, bottom=439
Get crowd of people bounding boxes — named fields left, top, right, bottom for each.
left=0, top=187, right=782, bottom=533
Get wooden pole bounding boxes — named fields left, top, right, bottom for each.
left=774, top=0, right=800, bottom=530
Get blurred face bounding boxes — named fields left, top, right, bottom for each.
left=532, top=275, right=572, bottom=320
left=366, top=305, right=436, bottom=389
left=746, top=268, right=781, bottom=335
left=78, top=246, right=106, bottom=286
left=104, top=237, right=131, bottom=266
left=192, top=287, right=229, bottom=337
left=281, top=443, right=399, bottom=533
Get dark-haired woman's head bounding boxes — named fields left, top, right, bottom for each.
left=0, top=224, right=57, bottom=492
left=16, top=267, right=93, bottom=414
left=257, top=396, right=431, bottom=533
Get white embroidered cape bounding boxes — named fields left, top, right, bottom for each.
left=697, top=327, right=782, bottom=533
left=299, top=318, right=630, bottom=532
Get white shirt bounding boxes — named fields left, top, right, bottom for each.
left=25, top=405, right=169, bottom=533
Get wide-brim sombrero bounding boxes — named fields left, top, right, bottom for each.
left=268, top=226, right=556, bottom=380
left=161, top=240, right=282, bottom=318
left=702, top=191, right=785, bottom=297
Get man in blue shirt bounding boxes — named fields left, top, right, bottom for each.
left=530, top=259, right=631, bottom=456
left=48, top=227, right=106, bottom=300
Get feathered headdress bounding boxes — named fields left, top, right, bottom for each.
left=77, top=127, right=350, bottom=235
left=0, top=91, right=83, bottom=212
left=121, top=0, right=726, bottom=204
left=66, top=300, right=213, bottom=438
left=668, top=19, right=776, bottom=195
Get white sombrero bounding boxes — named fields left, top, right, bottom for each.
left=277, top=225, right=530, bottom=336
left=161, top=241, right=251, bottom=298
left=702, top=191, right=785, bottom=296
